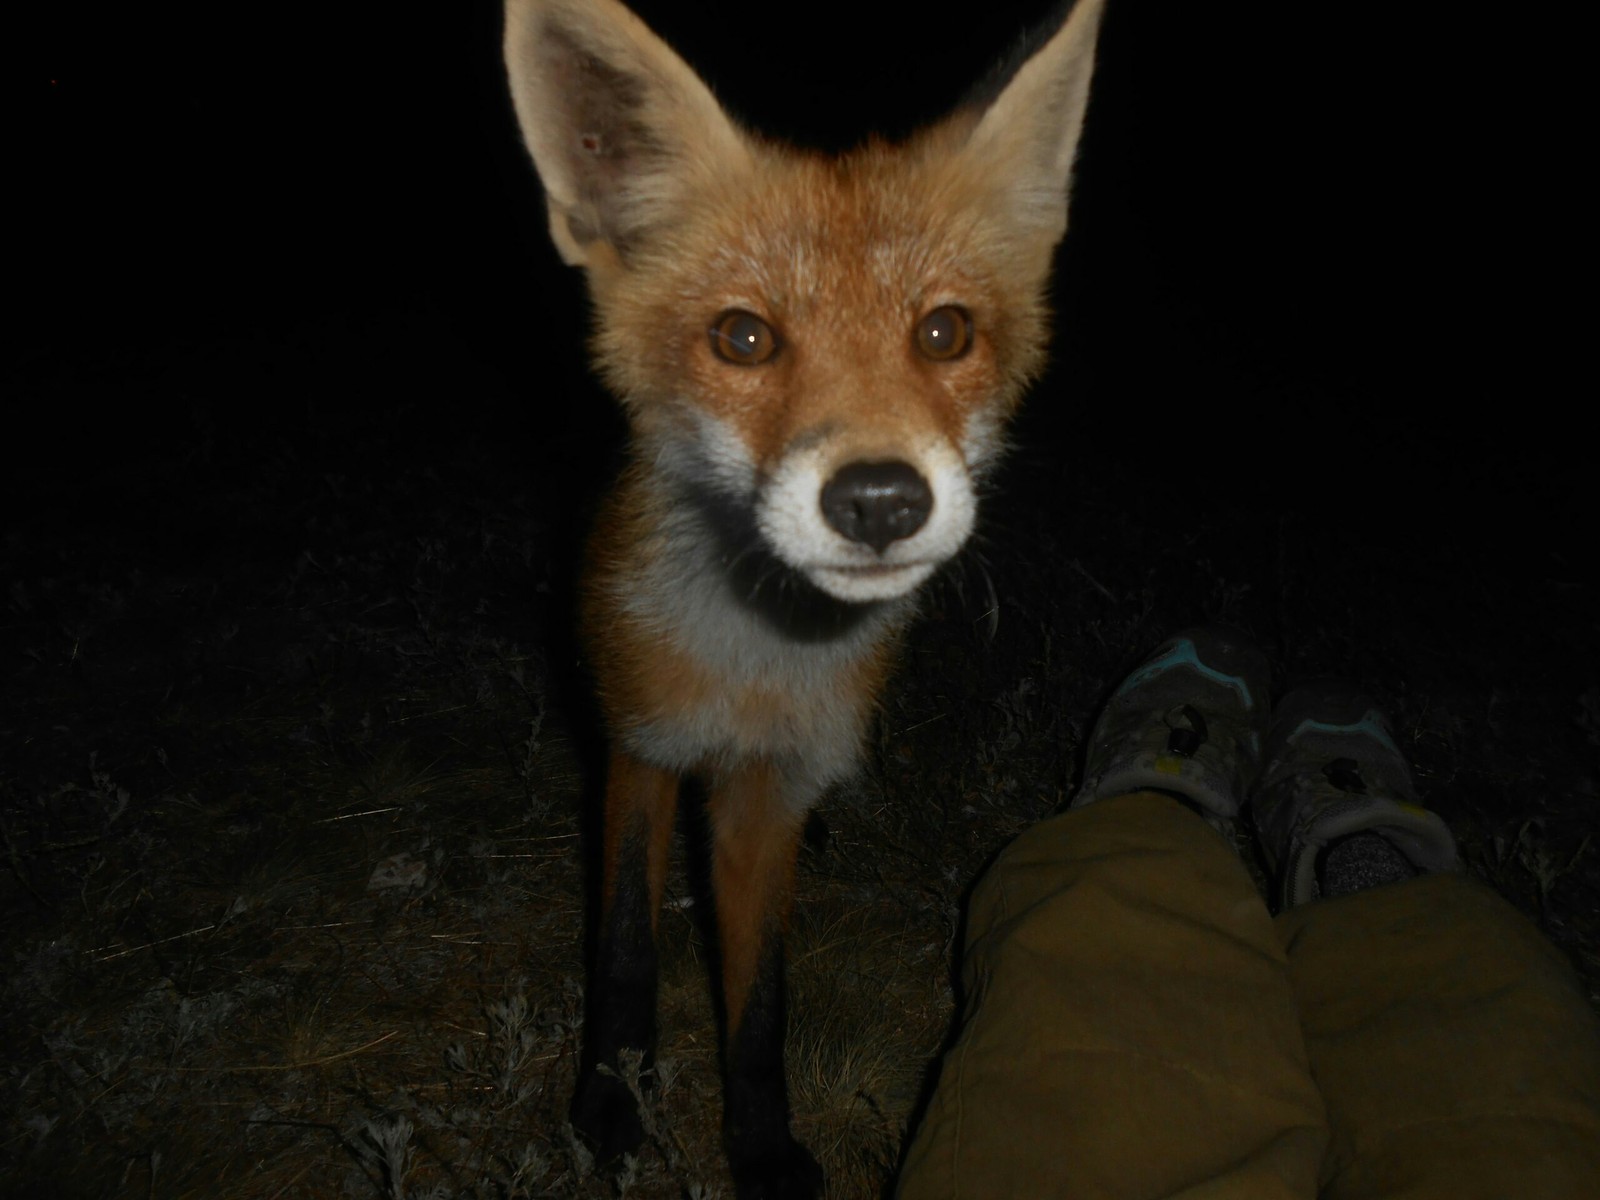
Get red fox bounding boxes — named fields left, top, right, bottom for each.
left=502, top=0, right=1105, bottom=1193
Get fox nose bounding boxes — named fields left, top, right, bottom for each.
left=820, top=460, right=933, bottom=554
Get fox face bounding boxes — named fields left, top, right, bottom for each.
left=586, top=143, right=1053, bottom=606
left=507, top=0, right=1101, bottom=608
left=502, top=1, right=1104, bottom=1194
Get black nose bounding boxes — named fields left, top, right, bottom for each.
left=820, top=460, right=933, bottom=554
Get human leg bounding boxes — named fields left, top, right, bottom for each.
left=1257, top=683, right=1600, bottom=1198
left=899, top=631, right=1329, bottom=1200
left=1281, top=875, right=1600, bottom=1199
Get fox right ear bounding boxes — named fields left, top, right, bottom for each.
left=503, top=0, right=753, bottom=269
left=954, top=0, right=1107, bottom=250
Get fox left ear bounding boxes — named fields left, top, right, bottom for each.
left=956, top=0, right=1107, bottom=246
left=503, top=0, right=753, bottom=270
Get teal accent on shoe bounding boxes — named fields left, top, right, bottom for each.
left=1074, top=627, right=1272, bottom=829
left=1116, top=638, right=1259, bottom=708
left=1288, top=710, right=1401, bottom=757
left=1255, top=683, right=1460, bottom=908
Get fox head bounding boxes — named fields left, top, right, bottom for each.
left=504, top=0, right=1104, bottom=606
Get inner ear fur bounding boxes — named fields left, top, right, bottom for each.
left=503, top=0, right=753, bottom=266
left=949, top=0, right=1107, bottom=246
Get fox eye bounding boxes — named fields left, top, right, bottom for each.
left=710, top=310, right=779, bottom=365
left=914, top=305, right=973, bottom=361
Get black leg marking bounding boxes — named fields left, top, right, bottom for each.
left=724, top=929, right=822, bottom=1200
left=570, top=821, right=657, bottom=1163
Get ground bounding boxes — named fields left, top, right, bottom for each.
left=6, top=1, right=1593, bottom=1196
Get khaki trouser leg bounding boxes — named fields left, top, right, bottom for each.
left=899, top=792, right=1329, bottom=1200
left=1277, top=874, right=1600, bottom=1200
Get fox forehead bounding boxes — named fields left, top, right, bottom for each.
left=588, top=138, right=1055, bottom=412
left=621, top=135, right=1046, bottom=301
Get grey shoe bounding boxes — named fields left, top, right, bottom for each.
left=1254, top=682, right=1460, bottom=909
left=1075, top=627, right=1272, bottom=834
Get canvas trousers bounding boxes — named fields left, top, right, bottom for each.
left=897, top=792, right=1600, bottom=1199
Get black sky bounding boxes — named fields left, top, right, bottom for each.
left=13, top=0, right=1569, bottom=556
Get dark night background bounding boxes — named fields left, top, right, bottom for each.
left=5, top=1, right=1593, bottom=1195
left=14, top=0, right=1572, bottom=526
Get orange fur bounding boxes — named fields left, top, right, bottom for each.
left=704, top=758, right=807, bottom=1036
left=598, top=749, right=678, bottom=934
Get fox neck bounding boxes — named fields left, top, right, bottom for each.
left=585, top=461, right=908, bottom=793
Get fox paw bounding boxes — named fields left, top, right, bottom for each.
left=569, top=1068, right=645, bottom=1165
left=729, top=1134, right=823, bottom=1200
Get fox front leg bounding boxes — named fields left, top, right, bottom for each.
left=570, top=749, right=679, bottom=1163
left=707, top=759, right=822, bottom=1199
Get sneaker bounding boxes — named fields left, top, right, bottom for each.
left=1075, top=627, right=1272, bottom=834
left=1254, top=681, right=1460, bottom=909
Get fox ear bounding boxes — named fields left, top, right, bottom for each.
left=503, top=0, right=752, bottom=268
left=956, top=0, right=1107, bottom=246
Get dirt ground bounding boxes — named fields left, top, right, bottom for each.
left=7, top=2, right=1593, bottom=1197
